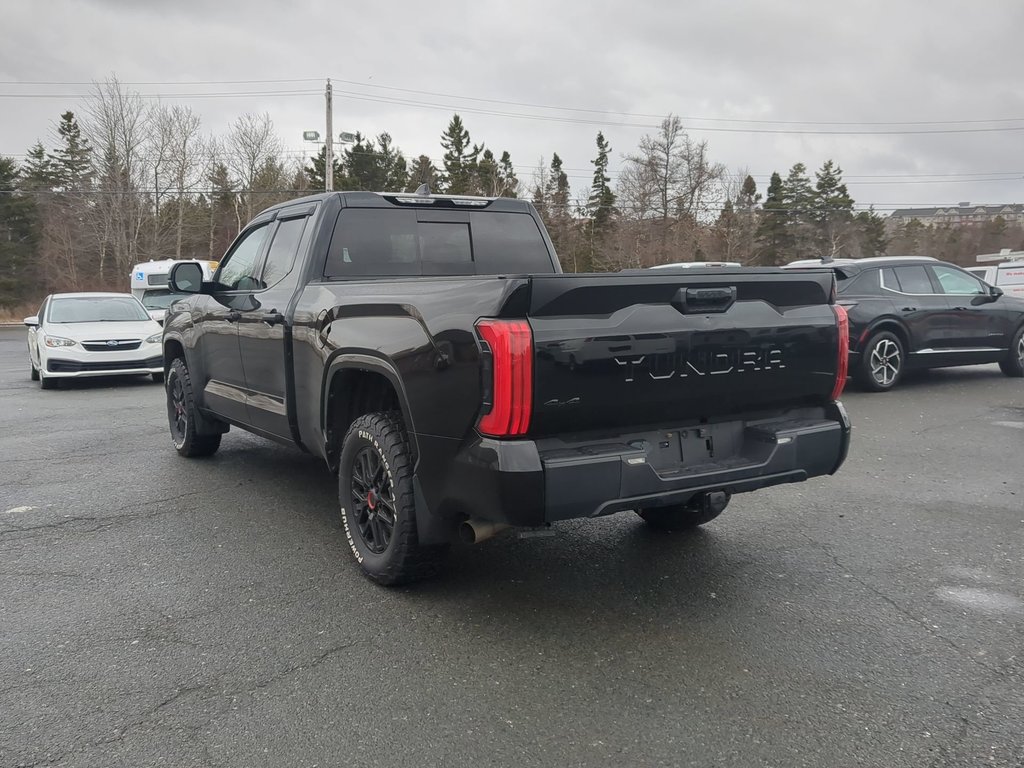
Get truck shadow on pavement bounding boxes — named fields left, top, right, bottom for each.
left=214, top=436, right=772, bottom=623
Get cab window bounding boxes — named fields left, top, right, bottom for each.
left=931, top=265, right=985, bottom=295
left=216, top=223, right=271, bottom=290
left=260, top=217, right=308, bottom=289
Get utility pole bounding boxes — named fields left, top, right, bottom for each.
left=325, top=78, right=333, bottom=192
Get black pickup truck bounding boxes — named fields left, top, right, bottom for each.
left=162, top=190, right=851, bottom=584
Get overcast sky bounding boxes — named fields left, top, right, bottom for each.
left=2, top=0, right=1023, bottom=212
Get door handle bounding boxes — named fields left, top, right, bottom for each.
left=900, top=306, right=917, bottom=312
left=226, top=311, right=241, bottom=323
left=262, top=310, right=285, bottom=327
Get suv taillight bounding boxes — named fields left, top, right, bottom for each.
left=476, top=319, right=533, bottom=437
left=831, top=304, right=849, bottom=401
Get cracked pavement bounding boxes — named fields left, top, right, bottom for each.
left=1, top=327, right=1022, bottom=767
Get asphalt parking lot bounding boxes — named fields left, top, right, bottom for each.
left=1, top=326, right=1022, bottom=768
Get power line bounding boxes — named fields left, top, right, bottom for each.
left=3, top=85, right=1024, bottom=135
left=327, top=77, right=1024, bottom=128
left=0, top=78, right=323, bottom=85
left=4, top=75, right=1023, bottom=129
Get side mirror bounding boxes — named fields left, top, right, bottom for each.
left=990, top=285, right=1004, bottom=300
left=169, top=261, right=204, bottom=294
left=23, top=315, right=39, bottom=327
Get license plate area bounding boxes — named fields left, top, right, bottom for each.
left=625, top=422, right=746, bottom=474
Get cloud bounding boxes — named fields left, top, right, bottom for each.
left=1, top=0, right=1022, bottom=209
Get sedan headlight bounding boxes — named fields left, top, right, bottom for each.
left=43, top=335, right=77, bottom=348
left=145, top=333, right=162, bottom=344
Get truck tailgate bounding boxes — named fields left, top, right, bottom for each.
left=526, top=269, right=840, bottom=435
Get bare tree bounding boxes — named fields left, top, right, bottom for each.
left=618, top=115, right=725, bottom=263
left=164, top=106, right=204, bottom=258
left=84, top=76, right=149, bottom=279
left=227, top=112, right=282, bottom=222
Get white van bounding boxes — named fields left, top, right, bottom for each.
left=966, top=250, right=1024, bottom=299
left=130, top=259, right=217, bottom=323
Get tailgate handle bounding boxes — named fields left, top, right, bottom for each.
left=674, top=286, right=736, bottom=314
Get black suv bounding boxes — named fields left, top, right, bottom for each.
left=786, top=256, right=1024, bottom=391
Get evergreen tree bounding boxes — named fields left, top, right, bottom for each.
left=737, top=174, right=760, bottom=212
left=49, top=111, right=93, bottom=192
left=541, top=153, right=573, bottom=262
left=545, top=153, right=570, bottom=217
left=854, top=208, right=888, bottom=257
left=813, top=160, right=854, bottom=257
left=0, top=156, right=38, bottom=308
left=497, top=151, right=518, bottom=197
left=405, top=155, right=442, bottom=192
left=587, top=131, right=615, bottom=234
left=475, top=148, right=501, bottom=196
left=342, top=133, right=383, bottom=191
left=781, top=162, right=816, bottom=259
left=305, top=145, right=342, bottom=191
left=440, top=114, right=479, bottom=195
left=756, top=171, right=789, bottom=265
left=376, top=132, right=408, bottom=191
left=21, top=142, right=54, bottom=192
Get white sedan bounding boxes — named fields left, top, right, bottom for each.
left=25, top=293, right=165, bottom=389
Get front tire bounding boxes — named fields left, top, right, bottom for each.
left=30, top=362, right=39, bottom=381
left=38, top=367, right=57, bottom=390
left=166, top=358, right=221, bottom=457
left=856, top=331, right=905, bottom=392
left=338, top=413, right=447, bottom=586
left=999, top=326, right=1024, bottom=377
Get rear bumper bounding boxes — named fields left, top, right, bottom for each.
left=448, top=403, right=851, bottom=526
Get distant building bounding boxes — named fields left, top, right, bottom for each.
left=889, top=202, right=1024, bottom=226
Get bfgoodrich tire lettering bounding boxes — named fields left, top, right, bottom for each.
left=337, top=412, right=447, bottom=586
left=166, top=358, right=221, bottom=458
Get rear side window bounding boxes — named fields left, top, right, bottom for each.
left=892, top=265, right=934, bottom=294
left=324, top=208, right=554, bottom=278
left=839, top=269, right=883, bottom=296
left=471, top=212, right=554, bottom=274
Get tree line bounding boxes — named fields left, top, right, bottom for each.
left=2, top=76, right=1022, bottom=311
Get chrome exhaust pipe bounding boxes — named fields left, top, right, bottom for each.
left=459, top=519, right=510, bottom=544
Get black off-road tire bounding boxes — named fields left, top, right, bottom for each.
left=338, top=412, right=447, bottom=586
left=999, top=326, right=1024, bottom=378
left=855, top=331, right=905, bottom=392
left=638, top=493, right=729, bottom=531
left=166, top=358, right=221, bottom=458
left=30, top=363, right=39, bottom=381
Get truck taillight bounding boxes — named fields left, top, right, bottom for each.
left=831, top=304, right=849, bottom=401
left=476, top=319, right=533, bottom=437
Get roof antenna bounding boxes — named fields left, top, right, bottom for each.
left=415, top=183, right=431, bottom=196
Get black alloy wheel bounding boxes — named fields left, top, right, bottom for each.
left=349, top=445, right=398, bottom=554
left=165, top=358, right=221, bottom=457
